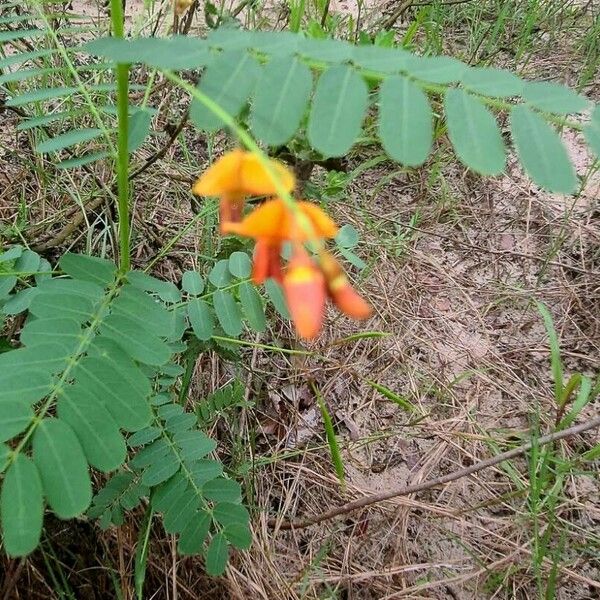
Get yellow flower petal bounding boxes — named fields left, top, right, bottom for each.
left=193, top=149, right=295, bottom=197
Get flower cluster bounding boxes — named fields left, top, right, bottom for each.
left=193, top=150, right=371, bottom=339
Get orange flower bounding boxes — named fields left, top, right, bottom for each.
left=319, top=252, right=372, bottom=320
left=283, top=248, right=326, bottom=340
left=192, top=149, right=295, bottom=232
left=223, top=198, right=337, bottom=284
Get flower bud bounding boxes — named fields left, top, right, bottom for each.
left=283, top=250, right=326, bottom=339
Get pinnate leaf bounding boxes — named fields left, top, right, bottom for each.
left=205, top=533, right=229, bottom=576
left=444, top=88, right=505, bottom=175
left=250, top=57, right=312, bottom=146
left=584, top=105, right=600, bottom=158
left=1, top=455, right=43, bottom=556
left=58, top=387, right=126, bottom=472
left=190, top=50, right=259, bottom=132
left=0, top=402, right=33, bottom=442
left=239, top=282, right=266, bottom=332
left=188, top=298, right=215, bottom=341
left=379, top=75, right=432, bottom=167
left=33, top=418, right=92, bottom=518
left=522, top=81, right=589, bottom=115
left=213, top=290, right=243, bottom=337
left=461, top=67, right=523, bottom=98
left=510, top=105, right=577, bottom=194
left=308, top=65, right=368, bottom=157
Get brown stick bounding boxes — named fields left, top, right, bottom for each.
left=269, top=415, right=600, bottom=530
left=129, top=108, right=189, bottom=181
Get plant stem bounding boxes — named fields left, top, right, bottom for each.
left=110, top=0, right=131, bottom=273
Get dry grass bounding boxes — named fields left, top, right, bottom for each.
left=1, top=0, right=600, bottom=598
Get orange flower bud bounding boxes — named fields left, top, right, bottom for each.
left=320, top=252, right=372, bottom=320
left=223, top=198, right=338, bottom=242
left=252, top=240, right=283, bottom=284
left=218, top=192, right=245, bottom=233
left=283, top=250, right=326, bottom=340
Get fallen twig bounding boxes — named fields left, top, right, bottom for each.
left=269, top=415, right=600, bottom=530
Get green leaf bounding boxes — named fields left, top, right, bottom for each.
left=20, top=317, right=81, bottom=352
left=6, top=85, right=78, bottom=107
left=128, top=109, right=153, bottom=152
left=83, top=36, right=212, bottom=70
left=174, top=430, right=216, bottom=462
left=444, top=88, right=506, bottom=175
left=190, top=50, right=260, bottom=132
left=163, top=489, right=201, bottom=533
left=208, top=259, right=233, bottom=287
left=213, top=290, right=243, bottom=337
left=239, top=282, right=266, bottom=332
left=264, top=279, right=290, bottom=319
left=130, top=438, right=170, bottom=468
left=0, top=245, right=23, bottom=262
left=405, top=55, right=465, bottom=84
left=0, top=48, right=54, bottom=68
left=29, top=289, right=97, bottom=323
left=205, top=533, right=229, bottom=576
left=188, top=298, right=215, bottom=341
left=141, top=454, right=180, bottom=486
left=35, top=128, right=105, bottom=154
left=0, top=368, right=53, bottom=405
left=247, top=30, right=301, bottom=54
left=379, top=75, right=432, bottom=167
left=224, top=523, right=252, bottom=550
left=0, top=402, right=33, bottom=442
left=335, top=224, right=359, bottom=249
left=461, top=67, right=523, bottom=98
left=182, top=271, right=205, bottom=295
left=351, top=45, right=410, bottom=73
left=128, top=426, right=162, bottom=447
left=0, top=445, right=8, bottom=470
left=213, top=502, right=250, bottom=527
left=152, top=473, right=187, bottom=512
left=17, top=110, right=75, bottom=132
left=33, top=418, right=92, bottom=518
left=59, top=252, right=116, bottom=286
left=15, top=249, right=41, bottom=273
left=0, top=342, right=70, bottom=376
left=57, top=151, right=110, bottom=170
left=100, top=314, right=172, bottom=365
left=58, top=387, right=126, bottom=472
left=510, top=105, right=577, bottom=194
left=0, top=276, right=17, bottom=299
left=522, top=81, right=589, bottom=115
left=250, top=57, right=312, bottom=146
left=2, top=287, right=40, bottom=315
left=188, top=459, right=223, bottom=486
left=583, top=105, right=600, bottom=158
left=228, top=252, right=252, bottom=279
left=298, top=37, right=353, bottom=62
left=111, top=285, right=174, bottom=338
left=178, top=511, right=211, bottom=555
left=203, top=477, right=242, bottom=503
left=126, top=271, right=182, bottom=303
left=308, top=65, right=368, bottom=157
left=74, top=350, right=152, bottom=431
left=1, top=455, right=43, bottom=556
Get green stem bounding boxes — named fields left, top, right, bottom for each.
left=110, top=0, right=131, bottom=273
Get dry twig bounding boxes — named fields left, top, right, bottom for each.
left=270, top=415, right=600, bottom=530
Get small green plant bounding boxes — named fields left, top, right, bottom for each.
left=1, top=0, right=599, bottom=582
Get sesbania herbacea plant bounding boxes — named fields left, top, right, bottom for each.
left=192, top=149, right=372, bottom=339
left=1, top=0, right=599, bottom=582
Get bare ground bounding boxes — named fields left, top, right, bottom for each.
left=1, top=0, right=599, bottom=598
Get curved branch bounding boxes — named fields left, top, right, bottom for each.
left=269, top=415, right=600, bottom=530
